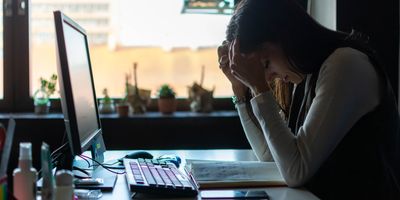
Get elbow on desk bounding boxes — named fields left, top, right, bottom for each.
left=280, top=164, right=313, bottom=187
left=284, top=177, right=307, bottom=188
left=282, top=171, right=311, bottom=187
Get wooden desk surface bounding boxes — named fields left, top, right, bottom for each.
left=93, top=149, right=319, bottom=200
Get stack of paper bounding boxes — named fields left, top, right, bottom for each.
left=185, top=160, right=286, bottom=189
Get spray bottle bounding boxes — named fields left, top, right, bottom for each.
left=13, top=142, right=37, bottom=200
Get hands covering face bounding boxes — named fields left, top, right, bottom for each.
left=218, top=41, right=244, bottom=88
left=217, top=39, right=270, bottom=96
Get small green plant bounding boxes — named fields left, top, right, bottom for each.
left=157, top=84, right=176, bottom=99
left=102, top=88, right=112, bottom=104
left=34, top=74, right=58, bottom=106
left=40, top=74, right=58, bottom=97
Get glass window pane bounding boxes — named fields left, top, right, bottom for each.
left=31, top=0, right=232, bottom=98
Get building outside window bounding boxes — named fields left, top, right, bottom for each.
left=31, top=0, right=233, bottom=99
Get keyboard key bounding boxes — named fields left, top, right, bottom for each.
left=149, top=167, right=165, bottom=186
left=180, top=180, right=193, bottom=189
left=165, top=169, right=183, bottom=188
left=132, top=169, right=141, bottom=175
left=134, top=175, right=143, bottom=180
left=156, top=168, right=174, bottom=188
left=141, top=166, right=156, bottom=186
left=130, top=162, right=139, bottom=166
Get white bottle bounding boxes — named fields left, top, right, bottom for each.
left=54, top=170, right=74, bottom=200
left=13, top=142, right=38, bottom=200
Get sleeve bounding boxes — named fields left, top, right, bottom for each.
left=236, top=103, right=274, bottom=161
left=249, top=49, right=380, bottom=187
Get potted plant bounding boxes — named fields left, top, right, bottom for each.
left=116, top=96, right=130, bottom=117
left=98, top=88, right=115, bottom=114
left=33, top=74, right=57, bottom=114
left=157, top=84, right=177, bottom=114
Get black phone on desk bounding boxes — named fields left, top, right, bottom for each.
left=201, top=189, right=269, bottom=199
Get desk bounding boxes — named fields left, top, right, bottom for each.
left=95, top=149, right=319, bottom=200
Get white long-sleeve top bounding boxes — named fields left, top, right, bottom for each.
left=236, top=47, right=380, bottom=187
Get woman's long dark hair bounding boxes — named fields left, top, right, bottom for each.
left=227, top=0, right=366, bottom=118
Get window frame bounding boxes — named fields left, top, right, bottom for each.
left=0, top=1, right=13, bottom=111
left=0, top=0, right=32, bottom=112
left=0, top=0, right=237, bottom=113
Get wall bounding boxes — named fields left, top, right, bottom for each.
left=337, top=0, right=399, bottom=99
left=308, top=0, right=336, bottom=30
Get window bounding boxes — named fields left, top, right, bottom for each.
left=31, top=0, right=233, bottom=99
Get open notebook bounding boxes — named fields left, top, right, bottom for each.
left=185, top=160, right=286, bottom=189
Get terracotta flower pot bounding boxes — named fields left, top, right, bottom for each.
left=157, top=98, right=177, bottom=114
left=116, top=103, right=130, bottom=117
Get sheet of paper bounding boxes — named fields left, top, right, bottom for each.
left=186, top=160, right=283, bottom=182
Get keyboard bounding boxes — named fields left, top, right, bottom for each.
left=124, top=158, right=198, bottom=197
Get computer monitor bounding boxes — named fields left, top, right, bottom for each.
left=53, top=10, right=106, bottom=170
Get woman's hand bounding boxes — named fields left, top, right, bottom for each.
left=229, top=39, right=270, bottom=95
left=218, top=41, right=247, bottom=97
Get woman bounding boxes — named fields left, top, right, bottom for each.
left=218, top=0, right=400, bottom=199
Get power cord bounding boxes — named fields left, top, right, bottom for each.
left=79, top=155, right=126, bottom=175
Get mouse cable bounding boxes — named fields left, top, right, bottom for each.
left=79, top=155, right=126, bottom=175
left=77, top=156, right=123, bottom=170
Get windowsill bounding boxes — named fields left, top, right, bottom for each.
left=0, top=111, right=238, bottom=120
left=0, top=110, right=248, bottom=150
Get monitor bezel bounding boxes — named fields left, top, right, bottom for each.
left=54, top=10, right=103, bottom=156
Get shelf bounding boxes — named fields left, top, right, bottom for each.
left=0, top=111, right=238, bottom=120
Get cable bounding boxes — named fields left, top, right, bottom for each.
left=91, top=161, right=124, bottom=170
left=50, top=130, right=69, bottom=160
left=77, top=154, right=124, bottom=170
left=100, top=160, right=120, bottom=166
left=50, top=142, right=68, bottom=159
left=38, top=140, right=68, bottom=176
left=78, top=155, right=126, bottom=175
left=77, top=153, right=92, bottom=168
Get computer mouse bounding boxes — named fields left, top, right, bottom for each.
left=124, top=151, right=154, bottom=159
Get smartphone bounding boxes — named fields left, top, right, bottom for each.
left=201, top=189, right=269, bottom=199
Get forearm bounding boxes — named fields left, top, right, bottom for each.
left=250, top=92, right=309, bottom=186
left=236, top=103, right=273, bottom=162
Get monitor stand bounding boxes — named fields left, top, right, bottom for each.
left=72, top=158, right=118, bottom=191
left=54, top=136, right=118, bottom=191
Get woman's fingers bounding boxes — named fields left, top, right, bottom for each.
left=219, top=55, right=229, bottom=68
left=218, top=41, right=230, bottom=69
left=230, top=39, right=246, bottom=72
left=227, top=38, right=267, bottom=91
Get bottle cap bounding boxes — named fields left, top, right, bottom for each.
left=19, top=142, right=32, bottom=160
left=56, top=170, right=74, bottom=186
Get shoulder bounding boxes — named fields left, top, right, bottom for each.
left=320, top=47, right=374, bottom=76
left=315, top=47, right=380, bottom=109
left=317, top=47, right=379, bottom=87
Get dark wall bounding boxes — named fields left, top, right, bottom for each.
left=0, top=113, right=249, bottom=183
left=337, top=0, right=399, bottom=98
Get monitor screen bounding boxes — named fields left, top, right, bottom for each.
left=63, top=22, right=99, bottom=146
left=54, top=11, right=104, bottom=157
